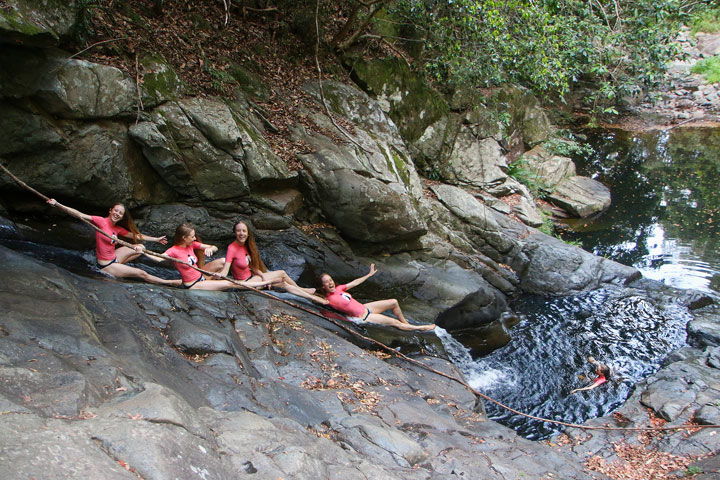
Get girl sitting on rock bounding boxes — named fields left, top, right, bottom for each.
left=47, top=198, right=180, bottom=287
left=166, top=223, right=268, bottom=291
left=319, top=264, right=435, bottom=332
left=217, top=221, right=325, bottom=302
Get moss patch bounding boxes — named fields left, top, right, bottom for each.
left=344, top=55, right=449, bottom=143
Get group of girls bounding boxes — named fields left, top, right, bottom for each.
left=47, top=199, right=435, bottom=332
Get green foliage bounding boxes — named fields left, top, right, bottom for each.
left=685, top=465, right=703, bottom=476
left=539, top=212, right=555, bottom=236
left=205, top=65, right=237, bottom=91
left=691, top=55, right=720, bottom=84
left=691, top=6, right=720, bottom=34
left=507, top=158, right=548, bottom=198
left=543, top=132, right=594, bottom=158
left=388, top=0, right=689, bottom=105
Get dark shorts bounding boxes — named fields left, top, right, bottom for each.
left=97, top=257, right=118, bottom=269
left=183, top=276, right=205, bottom=289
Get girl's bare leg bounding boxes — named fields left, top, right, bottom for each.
left=282, top=281, right=328, bottom=304
left=366, top=299, right=408, bottom=323
left=102, top=262, right=181, bottom=287
left=263, top=270, right=315, bottom=294
left=204, top=258, right=225, bottom=273
left=115, top=246, right=142, bottom=264
left=366, top=313, right=435, bottom=331
left=191, top=279, right=237, bottom=291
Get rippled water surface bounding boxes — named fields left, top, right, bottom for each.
left=441, top=127, right=720, bottom=439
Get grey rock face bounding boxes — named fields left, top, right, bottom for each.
left=297, top=81, right=427, bottom=243
left=0, top=120, right=173, bottom=208
left=688, top=311, right=720, bottom=347
left=512, top=231, right=639, bottom=295
left=522, top=144, right=576, bottom=189
left=130, top=101, right=249, bottom=200
left=547, top=176, right=612, bottom=217
left=0, top=245, right=599, bottom=480
left=0, top=1, right=78, bottom=46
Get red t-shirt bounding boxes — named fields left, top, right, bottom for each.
left=165, top=241, right=203, bottom=283
left=91, top=216, right=130, bottom=261
left=326, top=284, right=367, bottom=318
left=225, top=241, right=252, bottom=280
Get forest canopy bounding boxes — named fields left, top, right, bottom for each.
left=325, top=0, right=716, bottom=107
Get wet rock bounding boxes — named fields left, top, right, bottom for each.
left=547, top=176, right=611, bottom=217
left=688, top=311, right=720, bottom=348
left=435, top=288, right=508, bottom=331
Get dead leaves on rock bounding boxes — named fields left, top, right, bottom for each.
left=301, top=340, right=382, bottom=413
left=585, top=439, right=701, bottom=480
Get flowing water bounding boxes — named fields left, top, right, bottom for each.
left=439, top=127, right=720, bottom=439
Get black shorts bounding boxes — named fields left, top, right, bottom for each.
left=183, top=276, right=205, bottom=289
left=97, top=257, right=118, bottom=269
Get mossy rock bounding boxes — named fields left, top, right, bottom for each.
left=343, top=55, right=449, bottom=143
left=227, top=63, right=270, bottom=102
left=0, top=0, right=78, bottom=45
left=140, top=53, right=185, bottom=107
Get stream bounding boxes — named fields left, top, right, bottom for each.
left=443, top=126, right=720, bottom=439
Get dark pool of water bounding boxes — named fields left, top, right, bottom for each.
left=562, top=127, right=720, bottom=298
left=445, top=288, right=690, bottom=439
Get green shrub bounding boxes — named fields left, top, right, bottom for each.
left=691, top=6, right=720, bottom=35
left=691, top=56, right=720, bottom=84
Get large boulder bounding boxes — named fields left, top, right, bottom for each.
left=547, top=176, right=611, bottom=217
left=296, top=81, right=427, bottom=243
left=129, top=100, right=249, bottom=201
left=130, top=96, right=291, bottom=201
left=521, top=144, right=576, bottom=190
left=0, top=1, right=78, bottom=46
left=0, top=118, right=174, bottom=208
left=343, top=55, right=449, bottom=143
left=0, top=47, right=136, bottom=119
left=511, top=230, right=640, bottom=295
left=139, top=53, right=186, bottom=107
left=413, top=113, right=510, bottom=189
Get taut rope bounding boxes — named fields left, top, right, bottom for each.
left=2, top=161, right=718, bottom=434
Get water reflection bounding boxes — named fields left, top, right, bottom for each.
left=563, top=127, right=720, bottom=297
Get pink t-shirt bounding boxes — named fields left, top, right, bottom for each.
left=225, top=241, right=252, bottom=280
left=165, top=241, right=203, bottom=284
left=91, top=216, right=130, bottom=261
left=325, top=284, right=367, bottom=318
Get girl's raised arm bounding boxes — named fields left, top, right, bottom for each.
left=47, top=198, right=92, bottom=222
left=345, top=263, right=377, bottom=290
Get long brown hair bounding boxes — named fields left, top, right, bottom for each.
left=173, top=223, right=206, bottom=267
left=234, top=221, right=267, bottom=273
left=112, top=203, right=140, bottom=243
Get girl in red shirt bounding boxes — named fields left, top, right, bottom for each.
left=319, top=264, right=435, bottom=332
left=166, top=223, right=268, bottom=291
left=218, top=221, right=326, bottom=302
left=47, top=199, right=180, bottom=286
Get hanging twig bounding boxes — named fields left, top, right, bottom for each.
left=314, top=0, right=373, bottom=154
left=67, top=37, right=129, bottom=61
left=134, top=53, right=144, bottom=125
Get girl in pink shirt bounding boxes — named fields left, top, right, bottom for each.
left=319, top=264, right=435, bottom=332
left=47, top=199, right=180, bottom=286
left=571, top=357, right=611, bottom=394
left=166, top=223, right=268, bottom=291
left=217, top=221, right=325, bottom=302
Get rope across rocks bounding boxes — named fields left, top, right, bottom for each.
left=2, top=161, right=718, bottom=434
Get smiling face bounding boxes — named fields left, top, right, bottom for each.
left=183, top=229, right=196, bottom=247
left=320, top=274, right=336, bottom=294
left=108, top=204, right=125, bottom=224
left=234, top=222, right=248, bottom=244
